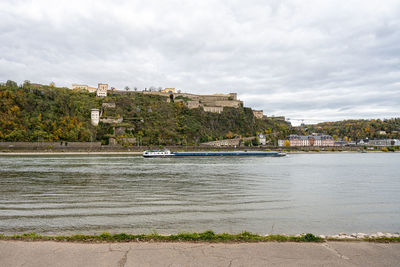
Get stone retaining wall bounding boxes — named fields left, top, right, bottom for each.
left=0, top=142, right=101, bottom=149
left=100, top=117, right=123, bottom=124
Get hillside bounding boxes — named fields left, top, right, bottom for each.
left=301, top=119, right=400, bottom=140
left=0, top=81, right=292, bottom=145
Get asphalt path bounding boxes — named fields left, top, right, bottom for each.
left=1, top=241, right=400, bottom=266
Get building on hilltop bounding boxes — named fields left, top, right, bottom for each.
left=87, top=86, right=97, bottom=93
left=97, top=83, right=108, bottom=97
left=177, top=92, right=242, bottom=113
left=72, top=83, right=105, bottom=94
left=132, top=89, right=242, bottom=113
left=84, top=85, right=245, bottom=114
left=72, top=84, right=88, bottom=90
left=161, top=88, right=175, bottom=94
left=253, top=110, right=264, bottom=119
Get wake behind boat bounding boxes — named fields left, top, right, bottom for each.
left=143, top=150, right=286, bottom=157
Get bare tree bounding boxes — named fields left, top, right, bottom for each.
left=124, top=86, right=130, bottom=91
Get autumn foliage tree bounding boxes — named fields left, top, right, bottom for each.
left=0, top=80, right=294, bottom=145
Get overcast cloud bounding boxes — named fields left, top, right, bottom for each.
left=1, top=0, right=400, bottom=124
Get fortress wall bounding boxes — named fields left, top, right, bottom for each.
left=201, top=100, right=242, bottom=108
left=214, top=100, right=241, bottom=107
left=198, top=96, right=230, bottom=101
left=102, top=103, right=116, bottom=108
left=186, top=100, right=200, bottom=109
left=0, top=142, right=101, bottom=149
left=203, top=106, right=223, bottom=113
left=100, top=117, right=123, bottom=124
left=142, top=91, right=170, bottom=96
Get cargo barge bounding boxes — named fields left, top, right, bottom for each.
left=143, top=150, right=286, bottom=157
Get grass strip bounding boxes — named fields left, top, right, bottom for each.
left=0, top=231, right=321, bottom=243
left=1, top=232, right=399, bottom=243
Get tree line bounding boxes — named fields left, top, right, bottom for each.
left=0, top=81, right=291, bottom=145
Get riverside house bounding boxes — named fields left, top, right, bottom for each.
left=278, top=134, right=335, bottom=147
left=367, top=139, right=400, bottom=146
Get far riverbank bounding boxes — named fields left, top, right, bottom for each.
left=0, top=150, right=395, bottom=155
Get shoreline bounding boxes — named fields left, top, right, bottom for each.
left=0, top=151, right=144, bottom=155
left=1, top=231, right=399, bottom=243
left=0, top=150, right=395, bottom=155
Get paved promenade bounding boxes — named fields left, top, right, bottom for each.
left=1, top=241, right=399, bottom=266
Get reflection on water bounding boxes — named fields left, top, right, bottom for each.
left=0, top=153, right=399, bottom=235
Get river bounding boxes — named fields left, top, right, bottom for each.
left=0, top=153, right=399, bottom=235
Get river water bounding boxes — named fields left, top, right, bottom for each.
left=0, top=153, right=399, bottom=235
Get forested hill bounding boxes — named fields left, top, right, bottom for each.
left=302, top=119, right=400, bottom=140
left=0, top=81, right=291, bottom=145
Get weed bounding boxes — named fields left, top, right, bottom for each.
left=303, top=233, right=321, bottom=242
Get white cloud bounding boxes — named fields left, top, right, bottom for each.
left=1, top=0, right=400, bottom=123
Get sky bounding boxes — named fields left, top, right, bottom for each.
left=1, top=0, right=400, bottom=125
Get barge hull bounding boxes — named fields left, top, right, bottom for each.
left=172, top=152, right=285, bottom=157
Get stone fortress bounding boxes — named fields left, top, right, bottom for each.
left=138, top=87, right=243, bottom=113
left=126, top=87, right=267, bottom=118
left=73, top=83, right=288, bottom=147
left=73, top=84, right=268, bottom=119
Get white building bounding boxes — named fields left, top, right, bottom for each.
left=97, top=83, right=108, bottom=97
left=72, top=84, right=88, bottom=90
left=257, top=133, right=266, bottom=145
left=87, top=86, right=97, bottom=93
left=368, top=139, right=400, bottom=146
left=72, top=84, right=97, bottom=93
left=278, top=134, right=335, bottom=147
left=91, top=109, right=100, bottom=126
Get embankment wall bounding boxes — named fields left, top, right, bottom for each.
left=0, top=142, right=101, bottom=149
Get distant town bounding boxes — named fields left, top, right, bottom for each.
left=278, top=134, right=400, bottom=148
left=74, top=82, right=400, bottom=150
